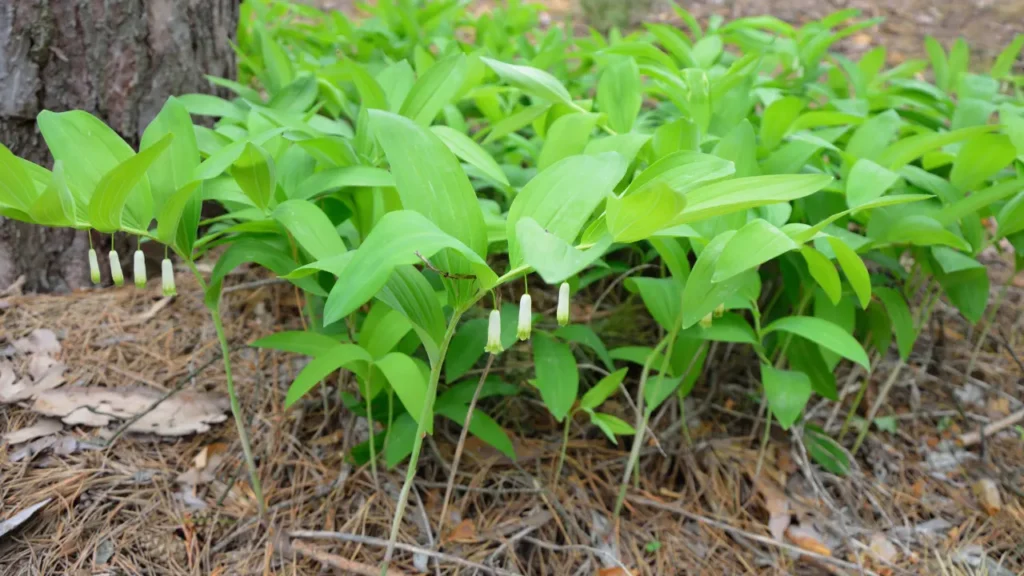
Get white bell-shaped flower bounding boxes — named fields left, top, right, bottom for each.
left=517, top=294, right=532, bottom=341
left=161, top=258, right=177, bottom=297
left=484, top=309, right=504, bottom=355
left=556, top=282, right=570, bottom=326
left=133, top=250, right=147, bottom=288
left=109, top=251, right=124, bottom=287
left=88, top=249, right=100, bottom=285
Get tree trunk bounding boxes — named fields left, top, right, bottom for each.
left=0, top=0, right=238, bottom=292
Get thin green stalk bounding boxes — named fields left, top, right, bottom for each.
left=966, top=284, right=1007, bottom=381
left=188, top=259, right=264, bottom=516
left=553, top=412, right=573, bottom=489
left=363, top=371, right=379, bottom=488
left=380, top=308, right=464, bottom=575
left=837, top=375, right=871, bottom=441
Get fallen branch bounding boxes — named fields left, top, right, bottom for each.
left=290, top=539, right=408, bottom=576
left=960, top=408, right=1024, bottom=447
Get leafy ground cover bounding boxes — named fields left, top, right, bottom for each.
left=1, top=1, right=1023, bottom=574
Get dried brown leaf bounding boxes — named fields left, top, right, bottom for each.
left=786, top=525, right=832, bottom=557
left=31, top=386, right=229, bottom=436
left=446, top=519, right=479, bottom=544
left=973, top=478, right=1002, bottom=515
left=3, top=418, right=63, bottom=445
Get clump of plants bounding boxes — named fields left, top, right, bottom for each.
left=1, top=0, right=1021, bottom=571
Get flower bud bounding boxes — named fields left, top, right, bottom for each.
left=133, top=250, right=147, bottom=288
left=699, top=313, right=713, bottom=329
left=485, top=309, right=504, bottom=354
left=556, top=282, right=570, bottom=326
left=517, top=294, right=532, bottom=341
left=161, top=258, right=177, bottom=297
left=714, top=303, right=725, bottom=318
left=109, top=251, right=124, bottom=286
left=88, top=249, right=100, bottom=284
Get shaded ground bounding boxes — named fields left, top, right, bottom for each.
left=0, top=256, right=1022, bottom=574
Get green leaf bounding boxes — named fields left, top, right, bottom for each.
left=846, top=110, right=902, bottom=162
left=760, top=96, right=805, bottom=151
left=949, top=134, right=1017, bottom=192
left=483, top=103, right=551, bottom=145
left=684, top=312, right=759, bottom=345
left=826, top=236, right=871, bottom=309
left=997, top=191, right=1024, bottom=238
left=880, top=125, right=998, bottom=169
left=481, top=57, right=575, bottom=108
left=883, top=215, right=971, bottom=252
left=155, top=180, right=203, bottom=251
left=0, top=143, right=38, bottom=212
left=625, top=151, right=735, bottom=195
left=177, top=93, right=248, bottom=123
left=611, top=346, right=670, bottom=371
left=258, top=28, right=294, bottom=93
left=786, top=337, right=838, bottom=400
left=285, top=344, right=372, bottom=407
left=434, top=402, right=516, bottom=459
left=295, top=166, right=395, bottom=200
left=763, top=316, right=870, bottom=369
left=590, top=412, right=635, bottom=444
left=714, top=219, right=800, bottom=283
left=359, top=305, right=413, bottom=359
left=251, top=331, right=345, bottom=356
left=845, top=159, right=900, bottom=209
left=644, top=374, right=684, bottom=414
left=375, top=352, right=432, bottom=432
left=377, top=266, right=446, bottom=364
left=231, top=143, right=276, bottom=212
left=210, top=239, right=327, bottom=297
left=800, top=247, right=841, bottom=305
left=925, top=36, right=950, bottom=91
left=430, top=126, right=509, bottom=187
left=537, top=112, right=600, bottom=170
left=28, top=162, right=75, bottom=227
left=761, top=364, right=811, bottom=430
left=555, top=324, right=615, bottom=371
left=400, top=53, right=469, bottom=126
left=607, top=183, right=686, bottom=243
left=680, top=231, right=742, bottom=328
left=272, top=199, right=346, bottom=261
left=865, top=300, right=893, bottom=355
left=630, top=277, right=682, bottom=332
left=345, top=60, right=388, bottom=111
left=376, top=60, right=415, bottom=112
left=369, top=110, right=487, bottom=261
left=938, top=179, right=1024, bottom=227
left=532, top=333, right=579, bottom=421
left=445, top=318, right=487, bottom=382
left=384, top=414, right=417, bottom=468
left=597, top=56, right=642, bottom=133
left=991, top=35, right=1024, bottom=78
left=516, top=218, right=611, bottom=284
left=506, top=153, right=627, bottom=267
left=805, top=425, right=850, bottom=475
left=322, top=210, right=496, bottom=325
left=88, top=134, right=172, bottom=233
left=874, top=286, right=916, bottom=360
left=670, top=174, right=832, bottom=226
left=140, top=97, right=199, bottom=215
left=579, top=368, right=628, bottom=411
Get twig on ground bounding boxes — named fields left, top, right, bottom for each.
left=290, top=539, right=409, bottom=576
left=520, top=537, right=633, bottom=575
left=289, top=530, right=522, bottom=576
left=960, top=408, right=1024, bottom=446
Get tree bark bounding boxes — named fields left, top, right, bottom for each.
left=0, top=0, right=238, bottom=292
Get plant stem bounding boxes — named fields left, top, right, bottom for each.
left=966, top=283, right=1007, bottom=382
left=437, top=353, right=495, bottom=538
left=838, top=373, right=871, bottom=441
left=381, top=308, right=464, bottom=575
left=553, top=411, right=573, bottom=490
left=187, top=259, right=264, bottom=516
left=363, top=371, right=379, bottom=489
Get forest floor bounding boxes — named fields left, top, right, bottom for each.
left=2, top=1, right=1024, bottom=575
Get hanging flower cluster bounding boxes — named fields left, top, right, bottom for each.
left=485, top=282, right=572, bottom=354
left=89, top=235, right=176, bottom=296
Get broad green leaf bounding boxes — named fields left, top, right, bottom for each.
left=434, top=402, right=516, bottom=459
left=684, top=313, right=759, bottom=345
left=251, top=331, right=345, bottom=356
left=483, top=103, right=551, bottom=144
left=481, top=57, right=575, bottom=108
left=28, top=162, right=75, bottom=227
left=88, top=134, right=171, bottom=232
left=670, top=174, right=832, bottom=226
left=625, top=151, right=735, bottom=195
left=938, top=179, right=1024, bottom=227
left=846, top=109, right=902, bottom=162
left=580, top=367, right=628, bottom=411
left=431, top=126, right=509, bottom=187
left=210, top=238, right=327, bottom=297
left=680, top=231, right=744, bottom=328
left=714, top=219, right=800, bottom=283
left=590, top=412, right=635, bottom=444
left=375, top=352, right=431, bottom=432
left=713, top=119, right=759, bottom=178
left=258, top=28, right=293, bottom=92
left=950, top=134, right=1016, bottom=192
left=760, top=96, right=805, bottom=151
left=400, top=53, right=469, bottom=126
left=874, top=286, right=916, bottom=360
left=177, top=94, right=248, bottom=123
left=800, top=247, right=841, bottom=305
left=644, top=23, right=698, bottom=68
left=932, top=249, right=989, bottom=323
left=532, top=333, right=579, bottom=422
left=604, top=43, right=678, bottom=74
left=445, top=317, right=488, bottom=382
left=506, top=152, right=627, bottom=267
left=611, top=346, right=670, bottom=372
left=322, top=210, right=496, bottom=324
left=761, top=364, right=812, bottom=430
left=385, top=414, right=417, bottom=468
left=991, top=35, right=1024, bottom=78
left=537, top=112, right=600, bottom=170
left=649, top=237, right=691, bottom=285
left=0, top=143, right=38, bottom=212
left=272, top=199, right=346, bottom=261
left=997, top=191, right=1024, bottom=238
left=377, top=266, right=446, bottom=364
left=644, top=374, right=684, bottom=414
left=607, top=183, right=686, bottom=243
left=296, top=166, right=395, bottom=200
left=360, top=306, right=413, bottom=359
left=924, top=36, right=949, bottom=91
left=630, top=277, right=682, bottom=331
left=517, top=218, right=612, bottom=284
left=231, top=143, right=276, bottom=212
left=786, top=337, right=838, bottom=400
left=789, top=193, right=932, bottom=244
left=345, top=60, right=388, bottom=111
left=285, top=344, right=372, bottom=407
left=883, top=215, right=971, bottom=252
left=763, top=316, right=870, bottom=368
left=554, top=324, right=614, bottom=373
left=597, top=56, right=641, bottom=133
left=826, top=236, right=870, bottom=309
left=369, top=110, right=487, bottom=260
left=879, top=125, right=998, bottom=169
left=865, top=300, right=893, bottom=355
left=376, top=60, right=416, bottom=112
left=845, top=159, right=900, bottom=209
left=156, top=181, right=203, bottom=251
